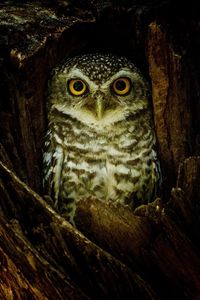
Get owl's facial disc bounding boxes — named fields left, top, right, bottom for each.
left=66, top=75, right=122, bottom=120
left=83, top=89, right=121, bottom=120
left=67, top=78, right=107, bottom=119
left=82, top=91, right=108, bottom=120
left=89, top=77, right=131, bottom=120
left=48, top=54, right=150, bottom=128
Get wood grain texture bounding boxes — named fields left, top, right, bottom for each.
left=147, top=21, right=193, bottom=190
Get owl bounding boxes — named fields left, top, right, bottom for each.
left=43, top=53, right=160, bottom=223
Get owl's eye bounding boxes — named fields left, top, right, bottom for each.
left=68, top=79, right=87, bottom=96
left=112, top=77, right=131, bottom=96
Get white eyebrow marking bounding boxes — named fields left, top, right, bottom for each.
left=101, top=69, right=140, bottom=89
left=66, top=68, right=98, bottom=91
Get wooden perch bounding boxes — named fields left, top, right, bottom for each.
left=75, top=161, right=200, bottom=299
left=0, top=217, right=89, bottom=300
left=75, top=197, right=154, bottom=267
left=0, top=160, right=157, bottom=300
left=1, top=153, right=200, bottom=299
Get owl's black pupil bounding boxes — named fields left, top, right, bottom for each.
left=74, top=81, right=84, bottom=91
left=116, top=80, right=126, bottom=91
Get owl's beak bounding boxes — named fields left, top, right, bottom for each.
left=95, top=98, right=105, bottom=120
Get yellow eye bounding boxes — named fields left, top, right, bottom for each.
left=112, top=77, right=131, bottom=96
left=68, top=79, right=87, bottom=96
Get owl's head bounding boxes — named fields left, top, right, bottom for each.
left=48, top=54, right=150, bottom=127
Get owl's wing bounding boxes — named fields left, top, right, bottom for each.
left=152, top=148, right=162, bottom=199
left=43, top=136, right=64, bottom=208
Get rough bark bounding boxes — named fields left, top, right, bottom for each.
left=75, top=157, right=200, bottom=299
left=0, top=160, right=156, bottom=300
left=147, top=21, right=194, bottom=193
left=0, top=1, right=200, bottom=299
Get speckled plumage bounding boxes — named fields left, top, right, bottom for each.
left=43, top=53, right=160, bottom=223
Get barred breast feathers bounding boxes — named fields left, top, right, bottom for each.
left=43, top=107, right=156, bottom=204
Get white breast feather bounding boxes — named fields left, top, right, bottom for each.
left=54, top=104, right=127, bottom=128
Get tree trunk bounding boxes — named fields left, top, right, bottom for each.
left=0, top=1, right=200, bottom=299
